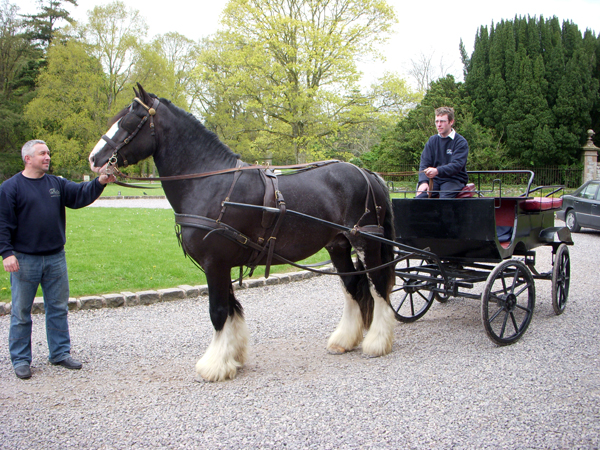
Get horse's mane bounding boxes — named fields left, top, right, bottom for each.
left=158, top=97, right=242, bottom=164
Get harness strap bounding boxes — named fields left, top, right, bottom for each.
left=350, top=166, right=384, bottom=230
left=174, top=212, right=408, bottom=277
left=231, top=170, right=287, bottom=279
left=216, top=168, right=244, bottom=223
left=174, top=168, right=288, bottom=282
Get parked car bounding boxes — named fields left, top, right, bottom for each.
left=556, top=180, right=600, bottom=232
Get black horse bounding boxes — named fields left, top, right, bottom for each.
left=89, top=84, right=397, bottom=381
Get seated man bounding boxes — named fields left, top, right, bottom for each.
left=416, top=106, right=469, bottom=198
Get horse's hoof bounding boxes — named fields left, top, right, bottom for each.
left=327, top=344, right=347, bottom=355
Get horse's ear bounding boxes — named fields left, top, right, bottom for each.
left=136, top=83, right=150, bottom=102
left=133, top=85, right=140, bottom=98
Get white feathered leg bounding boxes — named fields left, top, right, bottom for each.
left=327, top=288, right=364, bottom=354
left=195, top=312, right=249, bottom=382
left=362, top=283, right=395, bottom=357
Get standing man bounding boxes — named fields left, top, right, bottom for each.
left=416, top=106, right=469, bottom=198
left=0, top=140, right=116, bottom=379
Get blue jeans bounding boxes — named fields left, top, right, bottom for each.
left=9, top=251, right=72, bottom=368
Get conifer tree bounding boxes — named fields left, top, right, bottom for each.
left=463, top=16, right=599, bottom=165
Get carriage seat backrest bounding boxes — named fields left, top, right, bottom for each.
left=520, top=197, right=563, bottom=212
left=456, top=183, right=476, bottom=198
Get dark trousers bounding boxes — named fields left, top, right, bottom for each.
left=416, top=180, right=465, bottom=198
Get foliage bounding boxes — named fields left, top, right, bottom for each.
left=0, top=1, right=39, bottom=157
left=0, top=152, right=22, bottom=181
left=23, top=39, right=109, bottom=177
left=362, top=75, right=513, bottom=172
left=21, top=0, right=77, bottom=49
left=83, top=0, right=146, bottom=112
left=3, top=3, right=598, bottom=176
left=134, top=32, right=202, bottom=111
left=464, top=16, right=599, bottom=165
left=196, top=0, right=409, bottom=164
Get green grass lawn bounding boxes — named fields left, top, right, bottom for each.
left=100, top=183, right=165, bottom=197
left=0, top=207, right=329, bottom=302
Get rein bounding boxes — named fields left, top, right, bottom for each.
left=110, top=160, right=343, bottom=184
left=101, top=96, right=342, bottom=187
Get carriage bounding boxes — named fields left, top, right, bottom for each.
left=389, top=170, right=572, bottom=345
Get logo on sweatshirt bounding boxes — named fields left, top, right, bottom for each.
left=447, top=148, right=453, bottom=155
left=49, top=188, right=60, bottom=198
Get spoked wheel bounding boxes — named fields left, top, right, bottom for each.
left=481, top=260, right=536, bottom=345
left=552, top=244, right=570, bottom=315
left=390, top=258, right=440, bottom=323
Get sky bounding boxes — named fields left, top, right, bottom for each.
left=18, top=0, right=600, bottom=86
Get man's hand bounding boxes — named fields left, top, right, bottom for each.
left=417, top=182, right=429, bottom=194
left=3, top=255, right=19, bottom=273
left=98, top=173, right=117, bottom=185
left=423, top=167, right=439, bottom=179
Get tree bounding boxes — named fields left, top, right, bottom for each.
left=23, top=39, right=108, bottom=177
left=21, top=0, right=77, bottom=49
left=83, top=1, right=146, bottom=112
left=197, top=0, right=400, bottom=163
left=134, top=32, right=201, bottom=111
left=0, top=1, right=39, bottom=155
left=408, top=51, right=457, bottom=93
left=362, top=75, right=512, bottom=172
left=464, top=16, right=600, bottom=166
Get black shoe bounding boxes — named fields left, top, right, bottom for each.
left=53, top=357, right=82, bottom=370
left=14, top=364, right=32, bottom=379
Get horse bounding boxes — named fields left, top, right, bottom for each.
left=89, top=84, right=397, bottom=382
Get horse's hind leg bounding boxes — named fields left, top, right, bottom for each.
left=326, top=238, right=367, bottom=354
left=356, top=244, right=396, bottom=357
left=195, top=270, right=248, bottom=382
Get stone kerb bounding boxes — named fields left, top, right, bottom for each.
left=0, top=270, right=326, bottom=316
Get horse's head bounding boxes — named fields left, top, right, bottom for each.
left=89, top=83, right=160, bottom=174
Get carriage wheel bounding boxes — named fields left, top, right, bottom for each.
left=390, top=258, right=438, bottom=323
left=551, top=244, right=570, bottom=315
left=481, top=260, right=535, bottom=346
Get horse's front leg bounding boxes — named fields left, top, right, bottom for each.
left=195, top=269, right=248, bottom=382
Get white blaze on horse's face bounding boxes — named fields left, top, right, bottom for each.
left=89, top=120, right=121, bottom=171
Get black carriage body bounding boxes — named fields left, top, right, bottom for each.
left=392, top=197, right=564, bottom=263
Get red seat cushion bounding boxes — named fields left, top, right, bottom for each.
left=521, top=197, right=563, bottom=211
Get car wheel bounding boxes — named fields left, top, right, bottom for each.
left=565, top=209, right=580, bottom=232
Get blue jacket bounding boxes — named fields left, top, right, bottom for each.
left=0, top=173, right=105, bottom=258
left=418, top=131, right=469, bottom=186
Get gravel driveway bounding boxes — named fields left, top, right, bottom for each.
left=1, top=222, right=599, bottom=448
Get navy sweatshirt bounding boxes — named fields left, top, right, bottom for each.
left=418, top=131, right=469, bottom=186
left=0, top=173, right=105, bottom=258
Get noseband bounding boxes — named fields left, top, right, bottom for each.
left=102, top=97, right=160, bottom=172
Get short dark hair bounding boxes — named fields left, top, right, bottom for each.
left=435, top=106, right=455, bottom=123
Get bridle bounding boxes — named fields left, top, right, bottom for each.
left=101, top=96, right=160, bottom=174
